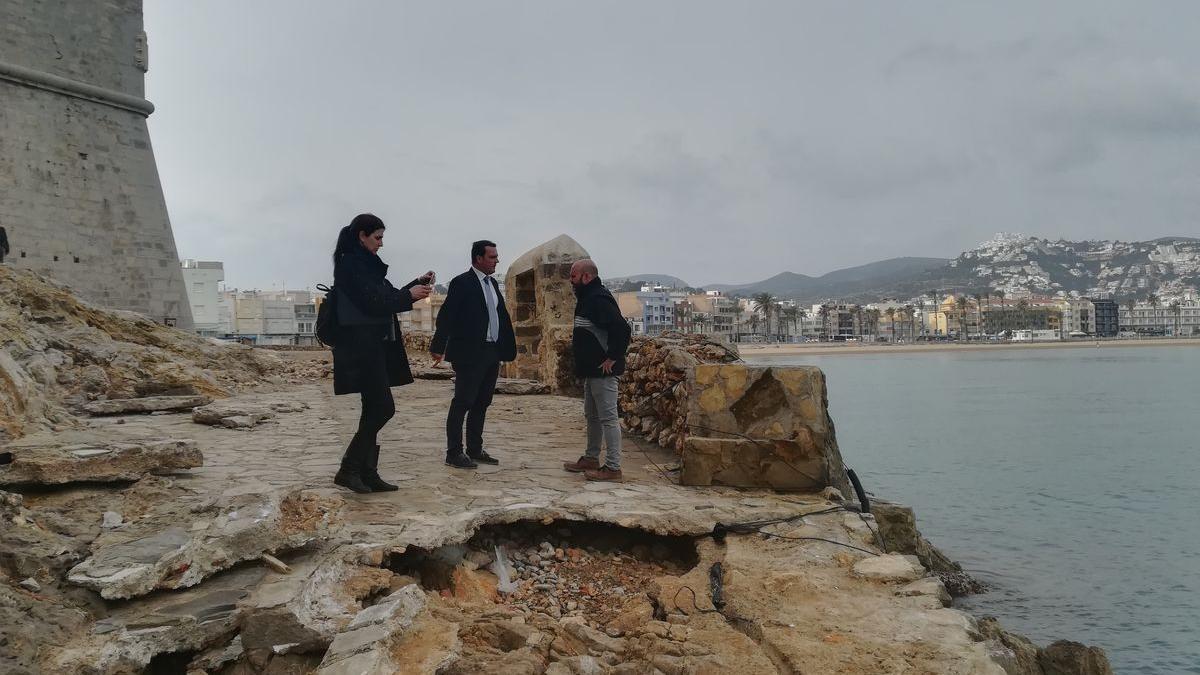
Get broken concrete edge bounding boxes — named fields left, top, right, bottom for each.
left=0, top=439, right=204, bottom=487
left=81, top=394, right=214, bottom=416
left=45, top=496, right=1106, bottom=674
left=315, top=584, right=428, bottom=672
left=65, top=489, right=342, bottom=599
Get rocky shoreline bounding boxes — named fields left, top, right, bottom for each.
left=0, top=267, right=1111, bottom=674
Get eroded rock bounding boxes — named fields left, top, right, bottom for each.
left=82, top=394, right=212, bottom=416
left=41, top=566, right=264, bottom=674
left=851, top=553, right=926, bottom=583
left=241, top=553, right=396, bottom=653
left=0, top=439, right=202, bottom=486
left=316, top=584, right=440, bottom=674
left=1039, top=640, right=1114, bottom=675
left=681, top=364, right=852, bottom=494
left=68, top=489, right=341, bottom=599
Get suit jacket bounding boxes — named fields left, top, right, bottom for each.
left=431, top=268, right=516, bottom=364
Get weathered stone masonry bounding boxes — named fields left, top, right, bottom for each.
left=0, top=0, right=193, bottom=328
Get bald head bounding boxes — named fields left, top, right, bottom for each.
left=570, top=259, right=598, bottom=288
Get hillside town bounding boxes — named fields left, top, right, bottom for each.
left=184, top=257, right=1200, bottom=347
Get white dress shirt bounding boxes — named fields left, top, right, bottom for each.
left=473, top=266, right=500, bottom=342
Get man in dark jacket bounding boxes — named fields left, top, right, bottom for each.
left=562, top=259, right=632, bottom=481
left=0, top=225, right=9, bottom=263
left=431, top=240, right=516, bottom=469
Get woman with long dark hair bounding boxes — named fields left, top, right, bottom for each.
left=331, top=213, right=433, bottom=493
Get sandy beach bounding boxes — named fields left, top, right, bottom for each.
left=738, top=337, right=1200, bottom=357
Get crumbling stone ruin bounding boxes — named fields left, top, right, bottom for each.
left=502, top=234, right=590, bottom=394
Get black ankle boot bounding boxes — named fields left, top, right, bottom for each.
left=334, top=468, right=372, bottom=494
left=363, top=444, right=398, bottom=492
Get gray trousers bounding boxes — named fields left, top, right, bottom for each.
left=583, top=376, right=621, bottom=469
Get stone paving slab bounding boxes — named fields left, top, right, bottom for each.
left=0, top=438, right=202, bottom=486
left=82, top=395, right=212, bottom=416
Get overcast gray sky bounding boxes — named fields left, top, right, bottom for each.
left=145, top=1, right=1200, bottom=289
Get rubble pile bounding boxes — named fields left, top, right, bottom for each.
left=451, top=521, right=697, bottom=626
left=0, top=267, right=293, bottom=439
left=383, top=520, right=788, bottom=674
left=618, top=333, right=740, bottom=454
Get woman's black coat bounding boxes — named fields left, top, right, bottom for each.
left=331, top=246, right=421, bottom=395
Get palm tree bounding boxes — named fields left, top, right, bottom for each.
left=1016, top=298, right=1031, bottom=330
left=885, top=307, right=897, bottom=342
left=849, top=304, right=863, bottom=339
left=796, top=306, right=808, bottom=338
left=1122, top=297, right=1136, bottom=332
left=956, top=296, right=969, bottom=340
left=733, top=306, right=745, bottom=342
left=904, top=304, right=916, bottom=341
left=972, top=293, right=984, bottom=338
left=865, top=308, right=881, bottom=341
left=751, top=292, right=776, bottom=341
left=1170, top=300, right=1182, bottom=337
left=781, top=305, right=799, bottom=340
left=817, top=304, right=832, bottom=341
left=1147, top=293, right=1160, bottom=333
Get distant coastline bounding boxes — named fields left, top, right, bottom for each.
left=738, top=336, right=1200, bottom=357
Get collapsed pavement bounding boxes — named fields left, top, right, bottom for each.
left=0, top=269, right=1111, bottom=674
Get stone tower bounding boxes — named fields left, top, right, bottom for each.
left=0, top=0, right=193, bottom=329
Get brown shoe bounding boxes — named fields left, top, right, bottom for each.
left=584, top=466, right=623, bottom=482
left=563, top=455, right=600, bottom=473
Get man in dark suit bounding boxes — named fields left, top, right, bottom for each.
left=431, top=240, right=516, bottom=469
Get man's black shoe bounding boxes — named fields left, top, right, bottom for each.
left=334, top=470, right=372, bottom=494
left=445, top=453, right=478, bottom=469
left=467, top=450, right=499, bottom=465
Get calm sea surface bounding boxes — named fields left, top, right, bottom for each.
left=745, top=346, right=1199, bottom=674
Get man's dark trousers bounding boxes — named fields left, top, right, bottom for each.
left=447, top=343, right=499, bottom=456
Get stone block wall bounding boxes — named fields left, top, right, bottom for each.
left=681, top=364, right=851, bottom=494
left=618, top=334, right=741, bottom=454
left=0, top=0, right=193, bottom=328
